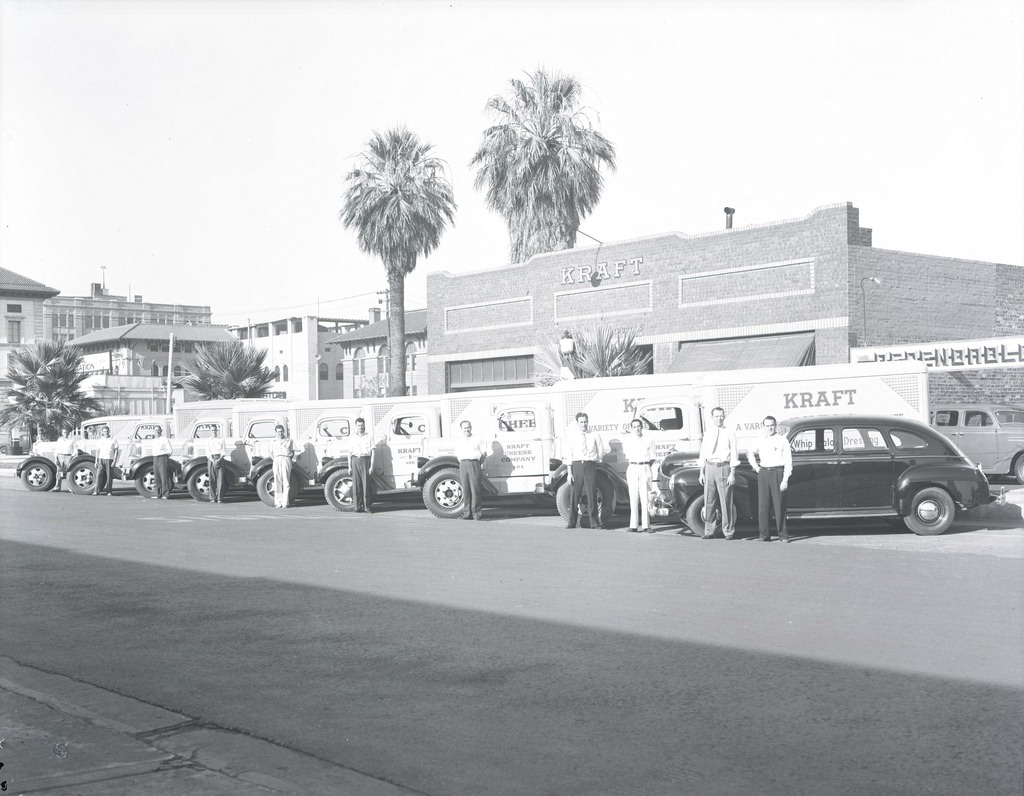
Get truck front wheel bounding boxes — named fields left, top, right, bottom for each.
left=256, top=468, right=300, bottom=507
left=423, top=468, right=464, bottom=519
left=187, top=469, right=211, bottom=502
left=324, top=470, right=355, bottom=512
left=134, top=464, right=156, bottom=497
left=555, top=478, right=615, bottom=528
left=67, top=461, right=98, bottom=495
left=21, top=462, right=56, bottom=492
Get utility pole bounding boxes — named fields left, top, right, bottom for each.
left=377, top=289, right=391, bottom=397
left=165, top=333, right=175, bottom=413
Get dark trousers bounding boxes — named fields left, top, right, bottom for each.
left=351, top=455, right=372, bottom=511
left=459, top=459, right=484, bottom=519
left=154, top=454, right=171, bottom=498
left=95, top=459, right=114, bottom=494
left=569, top=460, right=598, bottom=527
left=208, top=458, right=223, bottom=502
left=758, top=467, right=787, bottom=540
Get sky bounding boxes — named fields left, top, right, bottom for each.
left=1, top=0, right=1021, bottom=328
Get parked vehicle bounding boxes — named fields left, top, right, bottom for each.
left=661, top=415, right=993, bottom=536
left=931, top=404, right=1024, bottom=484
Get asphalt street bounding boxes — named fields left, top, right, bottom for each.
left=1, top=477, right=1022, bottom=795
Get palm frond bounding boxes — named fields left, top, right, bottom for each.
left=534, top=324, right=652, bottom=386
left=184, top=342, right=276, bottom=400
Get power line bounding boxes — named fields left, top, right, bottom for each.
left=213, top=290, right=382, bottom=319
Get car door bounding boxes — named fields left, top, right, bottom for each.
left=838, top=425, right=894, bottom=510
left=488, top=404, right=551, bottom=494
left=785, top=424, right=842, bottom=512
left=958, top=409, right=999, bottom=470
left=383, top=410, right=433, bottom=491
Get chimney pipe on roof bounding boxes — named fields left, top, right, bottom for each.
left=724, top=207, right=735, bottom=230
left=369, top=307, right=381, bottom=324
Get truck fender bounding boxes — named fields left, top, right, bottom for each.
left=16, top=454, right=57, bottom=478
left=127, top=456, right=182, bottom=481
left=416, top=454, right=461, bottom=487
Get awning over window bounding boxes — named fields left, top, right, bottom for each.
left=668, top=333, right=816, bottom=373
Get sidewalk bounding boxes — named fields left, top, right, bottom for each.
left=0, top=657, right=413, bottom=795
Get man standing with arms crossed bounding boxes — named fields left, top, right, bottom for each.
left=455, top=420, right=489, bottom=520
left=206, top=425, right=227, bottom=503
left=349, top=417, right=374, bottom=513
left=697, top=406, right=740, bottom=539
left=747, top=415, right=793, bottom=542
left=564, top=412, right=608, bottom=529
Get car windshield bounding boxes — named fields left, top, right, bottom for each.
left=995, top=410, right=1024, bottom=424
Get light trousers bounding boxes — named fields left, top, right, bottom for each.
left=627, top=463, right=652, bottom=529
left=273, top=456, right=292, bottom=507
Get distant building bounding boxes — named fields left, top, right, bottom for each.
left=227, top=314, right=370, bottom=400
left=46, top=282, right=211, bottom=343
left=1, top=267, right=61, bottom=451
left=330, top=308, right=428, bottom=397
left=68, top=323, right=236, bottom=413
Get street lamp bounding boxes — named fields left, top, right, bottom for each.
left=860, top=277, right=881, bottom=344
left=559, top=330, right=576, bottom=380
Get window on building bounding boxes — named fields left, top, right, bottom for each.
left=291, top=319, right=303, bottom=333
left=405, top=342, right=417, bottom=371
left=353, top=347, right=366, bottom=377
left=274, top=321, right=287, bottom=335
left=335, top=362, right=344, bottom=380
left=152, top=363, right=160, bottom=377
left=273, top=366, right=280, bottom=382
left=7, top=304, right=22, bottom=313
left=237, top=328, right=249, bottom=340
left=7, top=320, right=21, bottom=344
left=319, top=362, right=328, bottom=381
left=282, top=365, right=289, bottom=382
left=173, top=365, right=182, bottom=377
left=162, top=366, right=169, bottom=377
left=256, top=325, right=269, bottom=338
left=377, top=345, right=389, bottom=375
left=446, top=355, right=534, bottom=392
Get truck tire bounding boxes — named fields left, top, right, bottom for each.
left=684, top=496, right=706, bottom=535
left=324, top=470, right=355, bottom=512
left=555, top=477, right=615, bottom=528
left=423, top=467, right=464, bottom=519
left=256, top=468, right=300, bottom=507
left=187, top=469, right=212, bottom=502
left=134, top=464, right=157, bottom=497
left=21, top=462, right=56, bottom=492
left=67, top=461, right=98, bottom=495
left=903, top=487, right=955, bottom=535
left=1014, top=455, right=1024, bottom=486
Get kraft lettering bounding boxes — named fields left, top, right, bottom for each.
left=561, top=267, right=574, bottom=285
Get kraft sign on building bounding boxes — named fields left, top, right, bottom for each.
left=851, top=336, right=1024, bottom=371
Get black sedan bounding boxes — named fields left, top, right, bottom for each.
left=663, top=415, right=994, bottom=536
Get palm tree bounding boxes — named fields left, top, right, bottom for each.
left=534, top=325, right=652, bottom=386
left=341, top=126, right=456, bottom=397
left=0, top=341, right=103, bottom=440
left=184, top=341, right=277, bottom=400
left=471, top=68, right=616, bottom=264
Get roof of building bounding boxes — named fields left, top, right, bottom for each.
left=68, top=323, right=236, bottom=347
left=329, top=308, right=427, bottom=344
left=0, top=267, right=60, bottom=298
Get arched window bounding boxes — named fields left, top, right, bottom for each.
left=173, top=365, right=182, bottom=377
left=318, top=362, right=328, bottom=381
left=335, top=362, right=344, bottom=380
left=162, top=365, right=168, bottom=377
left=152, top=362, right=159, bottom=377
left=282, top=365, right=289, bottom=382
left=273, top=366, right=280, bottom=382
left=377, top=346, right=389, bottom=375
left=353, top=347, right=366, bottom=377
left=405, top=342, right=417, bottom=371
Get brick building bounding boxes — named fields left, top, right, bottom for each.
left=426, top=202, right=1023, bottom=403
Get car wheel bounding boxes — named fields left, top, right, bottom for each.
left=555, top=478, right=616, bottom=527
left=0, top=444, right=8, bottom=455
left=324, top=470, right=356, bottom=512
left=187, top=469, right=212, bottom=502
left=684, top=495, right=706, bottom=535
left=21, top=462, right=56, bottom=492
left=134, top=464, right=157, bottom=497
left=1014, top=455, right=1024, bottom=486
left=67, top=462, right=98, bottom=495
left=423, top=467, right=465, bottom=519
left=903, top=487, right=955, bottom=535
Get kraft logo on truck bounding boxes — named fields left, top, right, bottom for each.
left=783, top=389, right=857, bottom=409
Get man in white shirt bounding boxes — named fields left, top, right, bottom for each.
left=92, top=427, right=119, bottom=496
left=53, top=429, right=78, bottom=493
left=454, top=420, right=490, bottom=520
left=697, top=406, right=740, bottom=539
left=206, top=426, right=227, bottom=504
left=747, top=415, right=793, bottom=542
left=150, top=426, right=174, bottom=499
left=349, top=417, right=375, bottom=513
left=563, top=412, right=609, bottom=529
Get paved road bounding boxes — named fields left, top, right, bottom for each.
left=1, top=479, right=1022, bottom=794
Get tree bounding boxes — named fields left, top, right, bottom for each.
left=471, top=68, right=616, bottom=264
left=0, top=341, right=103, bottom=440
left=341, top=126, right=456, bottom=397
left=534, top=324, right=652, bottom=386
left=184, top=341, right=276, bottom=400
